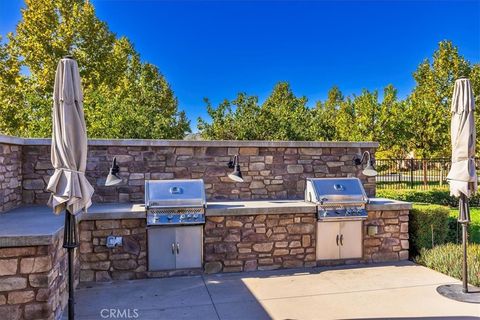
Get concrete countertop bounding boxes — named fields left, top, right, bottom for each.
left=207, top=198, right=412, bottom=216
left=366, top=198, right=412, bottom=211
left=0, top=198, right=411, bottom=247
left=206, top=200, right=316, bottom=216
left=0, top=206, right=64, bottom=247
left=0, top=204, right=145, bottom=248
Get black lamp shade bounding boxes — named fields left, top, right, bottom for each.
left=228, top=164, right=244, bottom=182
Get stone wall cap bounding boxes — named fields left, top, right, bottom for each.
left=18, top=137, right=379, bottom=148
left=0, top=134, right=25, bottom=145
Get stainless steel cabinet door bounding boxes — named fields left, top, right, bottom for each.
left=339, top=221, right=363, bottom=259
left=316, top=222, right=340, bottom=260
left=175, top=226, right=202, bottom=269
left=148, top=227, right=176, bottom=271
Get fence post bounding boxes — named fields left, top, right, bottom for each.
left=440, top=160, right=444, bottom=186
left=410, top=158, right=414, bottom=189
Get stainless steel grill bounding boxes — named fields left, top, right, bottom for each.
left=305, top=178, right=369, bottom=221
left=145, top=179, right=206, bottom=226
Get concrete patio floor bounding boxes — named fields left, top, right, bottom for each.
left=68, top=261, right=480, bottom=320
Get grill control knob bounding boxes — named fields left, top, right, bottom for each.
left=186, top=214, right=192, bottom=219
left=193, top=213, right=198, bottom=220
left=180, top=214, right=185, bottom=220
left=167, top=214, right=173, bottom=220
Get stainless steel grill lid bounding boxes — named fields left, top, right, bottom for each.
left=145, top=179, right=206, bottom=226
left=145, top=179, right=206, bottom=209
left=305, top=178, right=368, bottom=205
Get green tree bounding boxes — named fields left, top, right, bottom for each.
left=405, top=41, right=477, bottom=185
left=406, top=41, right=473, bottom=159
left=260, top=82, right=312, bottom=140
left=376, top=85, right=409, bottom=157
left=0, top=0, right=190, bottom=138
left=198, top=93, right=262, bottom=140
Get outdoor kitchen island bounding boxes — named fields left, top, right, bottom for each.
left=0, top=198, right=410, bottom=319
left=203, top=198, right=411, bottom=273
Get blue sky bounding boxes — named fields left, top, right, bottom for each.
left=1, top=0, right=479, bottom=131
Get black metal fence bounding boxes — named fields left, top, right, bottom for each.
left=376, top=158, right=480, bottom=190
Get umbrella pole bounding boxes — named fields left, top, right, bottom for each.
left=436, top=194, right=480, bottom=303
left=63, top=209, right=78, bottom=320
left=461, top=222, right=468, bottom=293
left=460, top=194, right=469, bottom=293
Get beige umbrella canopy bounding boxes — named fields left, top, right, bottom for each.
left=446, top=78, right=477, bottom=223
left=438, top=77, right=480, bottom=300
left=47, top=57, right=94, bottom=215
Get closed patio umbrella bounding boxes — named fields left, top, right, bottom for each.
left=438, top=77, right=480, bottom=303
left=47, top=56, right=94, bottom=319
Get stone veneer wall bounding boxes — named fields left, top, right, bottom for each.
left=0, top=139, right=23, bottom=213
left=204, top=214, right=317, bottom=273
left=78, top=219, right=147, bottom=282
left=20, top=140, right=376, bottom=204
left=0, top=233, right=70, bottom=320
left=0, top=136, right=378, bottom=209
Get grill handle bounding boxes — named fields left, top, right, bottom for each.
left=176, top=242, right=180, bottom=254
left=336, top=235, right=339, bottom=246
left=340, top=234, right=344, bottom=246
left=171, top=243, right=175, bottom=254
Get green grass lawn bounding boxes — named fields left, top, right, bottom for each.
left=448, top=207, right=480, bottom=244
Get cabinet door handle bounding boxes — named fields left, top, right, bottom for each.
left=176, top=242, right=180, bottom=254
left=336, top=235, right=339, bottom=246
left=340, top=234, right=344, bottom=246
left=171, top=243, right=175, bottom=254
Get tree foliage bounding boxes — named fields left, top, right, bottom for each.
left=0, top=0, right=190, bottom=138
left=198, top=82, right=312, bottom=140
left=406, top=41, right=477, bottom=158
left=199, top=41, right=479, bottom=158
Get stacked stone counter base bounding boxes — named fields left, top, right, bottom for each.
left=199, top=200, right=411, bottom=273
left=364, top=209, right=409, bottom=262
left=0, top=234, right=70, bottom=320
left=204, top=213, right=316, bottom=273
left=79, top=219, right=147, bottom=282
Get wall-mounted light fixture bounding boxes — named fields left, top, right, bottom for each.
left=105, top=157, right=122, bottom=186
left=227, top=155, right=244, bottom=182
left=353, top=151, right=377, bottom=177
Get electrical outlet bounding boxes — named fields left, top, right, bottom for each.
left=106, top=235, right=123, bottom=248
